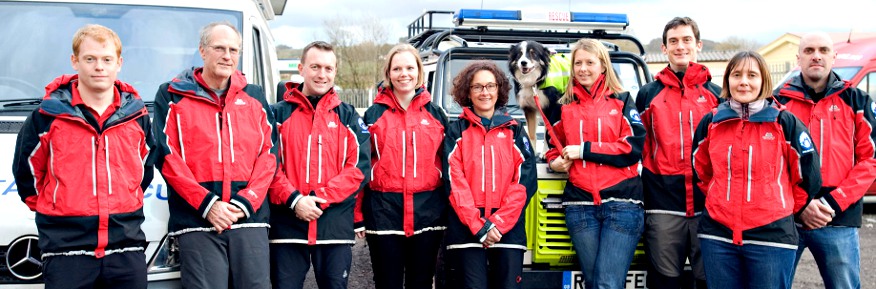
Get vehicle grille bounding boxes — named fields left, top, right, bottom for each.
left=0, top=120, right=25, bottom=133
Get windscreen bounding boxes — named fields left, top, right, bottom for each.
left=0, top=2, right=241, bottom=103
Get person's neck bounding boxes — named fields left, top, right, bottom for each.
left=202, top=72, right=230, bottom=91
left=394, top=89, right=415, bottom=110
left=803, top=76, right=828, bottom=94
left=670, top=63, right=689, bottom=74
left=475, top=108, right=494, bottom=119
left=78, top=85, right=114, bottom=115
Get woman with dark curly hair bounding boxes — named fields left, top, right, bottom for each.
left=442, top=60, right=537, bottom=288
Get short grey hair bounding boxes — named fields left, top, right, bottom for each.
left=199, top=21, right=241, bottom=47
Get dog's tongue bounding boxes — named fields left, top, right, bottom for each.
left=522, top=67, right=532, bottom=74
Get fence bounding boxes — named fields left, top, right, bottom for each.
left=768, top=61, right=793, bottom=84
left=337, top=88, right=374, bottom=109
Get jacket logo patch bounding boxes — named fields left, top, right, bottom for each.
left=762, top=132, right=775, bottom=140
left=609, top=109, right=618, bottom=115
left=247, top=189, right=257, bottom=198
left=328, top=121, right=338, bottom=128
left=871, top=102, right=876, bottom=115
left=234, top=98, right=246, bottom=105
left=497, top=132, right=507, bottom=138
left=629, top=109, right=642, bottom=123
left=420, top=118, right=430, bottom=126
left=358, top=118, right=368, bottom=133
left=697, top=95, right=707, bottom=103
left=799, top=131, right=814, bottom=153
left=522, top=136, right=531, bottom=153
left=828, top=105, right=840, bottom=112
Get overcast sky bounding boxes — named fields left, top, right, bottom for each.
left=269, top=0, right=875, bottom=50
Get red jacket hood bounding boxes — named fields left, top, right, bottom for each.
left=373, top=85, right=432, bottom=111
left=654, top=62, right=712, bottom=90
left=43, top=74, right=139, bottom=100
left=168, top=67, right=248, bottom=101
left=283, top=81, right=342, bottom=113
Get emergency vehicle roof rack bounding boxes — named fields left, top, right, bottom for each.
left=407, top=10, right=645, bottom=57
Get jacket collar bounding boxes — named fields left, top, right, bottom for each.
left=712, top=99, right=781, bottom=123
left=776, top=71, right=850, bottom=101
left=168, top=67, right=248, bottom=103
left=655, top=62, right=712, bottom=89
left=39, top=74, right=145, bottom=124
left=283, top=81, right=341, bottom=113
left=374, top=84, right=431, bottom=111
left=459, top=106, right=517, bottom=130
left=571, top=74, right=612, bottom=102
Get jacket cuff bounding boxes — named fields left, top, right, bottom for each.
left=581, top=141, right=592, bottom=155
left=200, top=194, right=220, bottom=219
left=354, top=222, right=365, bottom=233
left=288, top=192, right=303, bottom=210
left=821, top=195, right=840, bottom=217
left=476, top=220, right=496, bottom=243
left=230, top=193, right=254, bottom=220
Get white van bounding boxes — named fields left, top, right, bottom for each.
left=0, top=0, right=285, bottom=287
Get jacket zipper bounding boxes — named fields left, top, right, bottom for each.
left=227, top=113, right=235, bottom=163
left=413, top=131, right=418, bottom=178
left=679, top=112, right=684, bottom=160
left=401, top=131, right=407, bottom=178
left=105, top=135, right=113, bottom=196
left=726, top=145, right=732, bottom=202
left=480, top=145, right=486, bottom=192
left=215, top=113, right=222, bottom=163
left=579, top=120, right=586, bottom=168
left=491, top=145, right=496, bottom=193
left=177, top=114, right=187, bottom=163
left=305, top=134, right=312, bottom=184
left=777, top=155, right=786, bottom=208
left=746, top=145, right=752, bottom=202
left=318, top=135, right=323, bottom=184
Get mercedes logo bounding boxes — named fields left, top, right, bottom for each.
left=5, top=235, right=42, bottom=280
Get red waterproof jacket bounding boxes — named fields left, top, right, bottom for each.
left=355, top=86, right=448, bottom=237
left=692, top=100, right=821, bottom=248
left=13, top=75, right=154, bottom=258
left=268, top=82, right=370, bottom=245
left=636, top=63, right=722, bottom=217
left=545, top=77, right=646, bottom=205
left=443, top=107, right=536, bottom=248
left=774, top=72, right=876, bottom=227
left=153, top=68, right=276, bottom=236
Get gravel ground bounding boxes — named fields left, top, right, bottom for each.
left=312, top=208, right=876, bottom=289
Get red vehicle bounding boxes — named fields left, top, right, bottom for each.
left=778, top=36, right=876, bottom=203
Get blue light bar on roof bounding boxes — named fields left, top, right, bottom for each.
left=571, top=12, right=628, bottom=25
left=454, top=9, right=628, bottom=31
left=457, top=9, right=521, bottom=21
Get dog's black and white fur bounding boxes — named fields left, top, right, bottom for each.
left=509, top=40, right=557, bottom=147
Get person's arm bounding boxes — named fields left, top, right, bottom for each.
left=228, top=87, right=277, bottom=219
left=691, top=113, right=714, bottom=195
left=138, top=111, right=156, bottom=192
left=779, top=111, right=822, bottom=215
left=445, top=122, right=493, bottom=242
left=317, top=105, right=370, bottom=206
left=488, top=125, right=537, bottom=235
left=12, top=110, right=49, bottom=211
left=575, top=93, right=646, bottom=167
left=152, top=84, right=217, bottom=218
left=823, top=91, right=876, bottom=213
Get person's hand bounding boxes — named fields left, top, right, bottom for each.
left=550, top=157, right=573, bottom=173
left=206, top=201, right=241, bottom=233
left=800, top=201, right=833, bottom=229
left=294, top=195, right=327, bottom=222
left=356, top=231, right=366, bottom=239
left=562, top=145, right=582, bottom=160
left=482, top=227, right=502, bottom=248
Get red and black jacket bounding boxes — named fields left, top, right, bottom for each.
left=443, top=107, right=537, bottom=249
left=268, top=82, right=370, bottom=245
left=354, top=86, right=448, bottom=237
left=692, top=100, right=821, bottom=248
left=636, top=63, right=722, bottom=217
left=545, top=77, right=646, bottom=205
left=13, top=74, right=154, bottom=258
left=153, top=68, right=276, bottom=236
left=774, top=72, right=876, bottom=227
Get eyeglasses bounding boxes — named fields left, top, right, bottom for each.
left=470, top=83, right=498, bottom=92
left=208, top=45, right=240, bottom=56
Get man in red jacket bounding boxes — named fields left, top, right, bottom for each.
left=774, top=32, right=876, bottom=289
left=152, top=22, right=276, bottom=289
left=268, top=41, right=371, bottom=289
left=635, top=17, right=721, bottom=289
left=13, top=24, right=154, bottom=289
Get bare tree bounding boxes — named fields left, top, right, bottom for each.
left=322, top=15, right=392, bottom=93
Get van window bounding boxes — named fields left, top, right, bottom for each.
left=857, top=72, right=876, bottom=98
left=0, top=2, right=242, bottom=103
left=252, top=27, right=265, bottom=89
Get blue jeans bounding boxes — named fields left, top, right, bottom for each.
left=792, top=226, right=860, bottom=289
left=565, top=202, right=644, bottom=289
left=700, top=238, right=796, bottom=289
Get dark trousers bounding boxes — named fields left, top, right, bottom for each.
left=366, top=231, right=443, bottom=289
left=270, top=243, right=352, bottom=289
left=43, top=250, right=146, bottom=289
left=447, top=247, right=524, bottom=289
left=177, top=227, right=271, bottom=289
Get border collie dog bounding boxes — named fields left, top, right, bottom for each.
left=509, top=40, right=552, bottom=145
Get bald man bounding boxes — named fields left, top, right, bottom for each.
left=774, top=32, right=876, bottom=289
